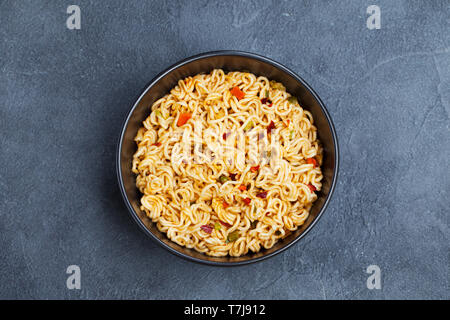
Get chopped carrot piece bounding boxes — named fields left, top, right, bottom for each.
left=152, top=142, right=161, bottom=147
left=230, top=86, right=245, bottom=100
left=238, top=184, right=247, bottom=191
left=250, top=165, right=260, bottom=173
left=307, top=158, right=318, bottom=167
left=223, top=201, right=229, bottom=209
left=242, top=198, right=251, bottom=205
left=177, top=112, right=191, bottom=126
left=307, top=184, right=316, bottom=192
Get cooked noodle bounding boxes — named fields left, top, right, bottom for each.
left=132, top=69, right=323, bottom=257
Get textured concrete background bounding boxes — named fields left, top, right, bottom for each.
left=0, top=0, right=449, bottom=299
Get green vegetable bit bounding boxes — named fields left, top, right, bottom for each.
left=243, top=121, right=254, bottom=131
left=287, top=96, right=298, bottom=104
left=218, top=175, right=230, bottom=183
left=227, top=231, right=240, bottom=242
left=265, top=89, right=269, bottom=98
left=154, top=110, right=162, bottom=117
left=270, top=81, right=285, bottom=91
left=290, top=130, right=294, bottom=139
left=214, top=222, right=221, bottom=231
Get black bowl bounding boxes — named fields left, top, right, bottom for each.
left=117, top=51, right=339, bottom=266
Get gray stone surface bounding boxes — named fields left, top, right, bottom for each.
left=0, top=0, right=449, bottom=300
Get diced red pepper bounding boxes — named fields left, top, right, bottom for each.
left=223, top=132, right=230, bottom=140
left=200, top=225, right=213, bottom=234
left=307, top=158, right=318, bottom=167
left=267, top=121, right=276, bottom=133
left=243, top=198, right=251, bottom=205
left=261, top=98, right=272, bottom=105
left=307, top=184, right=316, bottom=192
left=250, top=165, right=260, bottom=173
left=256, top=191, right=267, bottom=199
left=219, top=220, right=232, bottom=228
left=238, top=184, right=247, bottom=191
left=177, top=112, right=191, bottom=126
left=153, top=142, right=161, bottom=147
left=231, top=86, right=245, bottom=100
left=223, top=201, right=230, bottom=209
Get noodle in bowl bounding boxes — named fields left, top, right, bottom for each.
left=132, top=69, right=323, bottom=257
left=117, top=51, right=338, bottom=265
